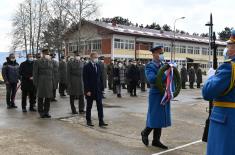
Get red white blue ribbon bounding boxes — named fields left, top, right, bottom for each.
left=160, top=64, right=175, bottom=105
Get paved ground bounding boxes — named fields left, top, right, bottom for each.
left=0, top=84, right=208, bottom=155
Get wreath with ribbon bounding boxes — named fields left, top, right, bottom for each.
left=155, top=63, right=181, bottom=105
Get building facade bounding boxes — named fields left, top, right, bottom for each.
left=64, top=21, right=226, bottom=71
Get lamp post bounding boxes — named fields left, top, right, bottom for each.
left=172, top=17, right=186, bottom=62
left=205, top=13, right=213, bottom=69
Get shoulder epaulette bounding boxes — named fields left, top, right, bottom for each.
left=224, top=59, right=232, bottom=63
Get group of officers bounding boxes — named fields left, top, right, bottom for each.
left=2, top=50, right=108, bottom=127
left=106, top=59, right=147, bottom=98
left=180, top=64, right=203, bottom=89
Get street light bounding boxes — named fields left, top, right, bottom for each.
left=172, top=17, right=186, bottom=61
left=205, top=13, right=213, bottom=69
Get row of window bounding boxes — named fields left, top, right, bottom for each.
left=68, top=40, right=102, bottom=52
left=155, top=43, right=224, bottom=56
left=114, top=39, right=135, bottom=50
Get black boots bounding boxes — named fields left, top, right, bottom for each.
left=152, top=128, right=168, bottom=149
left=141, top=127, right=168, bottom=149
left=141, top=127, right=152, bottom=146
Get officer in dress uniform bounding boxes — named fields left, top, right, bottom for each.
left=141, top=45, right=170, bottom=149
left=67, top=51, right=85, bottom=114
left=203, top=30, right=235, bottom=155
left=33, top=49, right=54, bottom=118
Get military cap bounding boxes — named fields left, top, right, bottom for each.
left=41, top=49, right=50, bottom=55
left=227, top=29, right=235, bottom=44
left=99, top=56, right=105, bottom=60
left=149, top=45, right=163, bottom=52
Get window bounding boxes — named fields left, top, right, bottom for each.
left=202, top=48, right=208, bottom=55
left=164, top=44, right=171, bottom=52
left=217, top=49, right=224, bottom=56
left=180, top=45, right=186, bottom=53
left=92, top=40, right=101, bottom=50
left=175, top=45, right=180, bottom=53
left=194, top=47, right=200, bottom=55
left=114, top=38, right=135, bottom=50
left=187, top=46, right=193, bottom=54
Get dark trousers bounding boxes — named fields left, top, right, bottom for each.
left=22, top=89, right=36, bottom=110
left=38, top=98, right=51, bottom=116
left=130, top=81, right=137, bottom=95
left=190, top=82, right=194, bottom=89
left=197, top=83, right=201, bottom=88
left=59, top=83, right=67, bottom=95
left=113, top=82, right=117, bottom=94
left=70, top=95, right=85, bottom=113
left=182, top=82, right=186, bottom=89
left=53, top=89, right=56, bottom=99
left=141, top=82, right=146, bottom=91
left=142, top=127, right=162, bottom=142
left=86, top=97, right=104, bottom=123
left=147, top=83, right=150, bottom=88
left=122, top=83, right=126, bottom=89
left=108, top=79, right=113, bottom=90
left=6, top=83, right=17, bottom=106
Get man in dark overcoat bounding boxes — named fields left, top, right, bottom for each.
left=180, top=64, right=188, bottom=89
left=67, top=52, right=85, bottom=114
left=19, top=54, right=36, bottom=112
left=33, top=49, right=54, bottom=118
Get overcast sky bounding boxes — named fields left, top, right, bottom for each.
left=0, top=0, right=234, bottom=52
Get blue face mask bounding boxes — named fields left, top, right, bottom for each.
left=223, top=48, right=229, bottom=60
left=159, top=54, right=165, bottom=61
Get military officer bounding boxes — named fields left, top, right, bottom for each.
left=202, top=30, right=235, bottom=155
left=107, top=60, right=114, bottom=90
left=59, top=55, right=67, bottom=97
left=67, top=51, right=85, bottom=114
left=33, top=49, right=53, bottom=118
left=99, top=56, right=107, bottom=98
left=141, top=45, right=170, bottom=149
left=180, top=64, right=188, bottom=89
left=51, top=53, right=59, bottom=102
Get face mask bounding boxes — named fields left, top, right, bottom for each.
left=223, top=48, right=229, bottom=60
left=101, top=60, right=105, bottom=63
left=45, top=55, right=51, bottom=60
left=75, top=56, right=81, bottom=61
left=28, top=58, right=33, bottom=61
left=118, top=63, right=123, bottom=68
left=93, top=58, right=99, bottom=63
left=133, top=63, right=137, bottom=66
left=10, top=58, right=16, bottom=62
left=159, top=54, right=165, bottom=61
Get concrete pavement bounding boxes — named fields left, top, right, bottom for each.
left=0, top=85, right=208, bottom=155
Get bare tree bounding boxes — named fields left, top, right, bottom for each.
left=62, top=0, right=99, bottom=55
left=12, top=0, right=50, bottom=54
left=12, top=3, right=28, bottom=54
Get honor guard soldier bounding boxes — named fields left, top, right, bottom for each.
left=33, top=49, right=54, bottom=118
left=203, top=30, right=235, bottom=155
left=141, top=45, right=170, bottom=149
